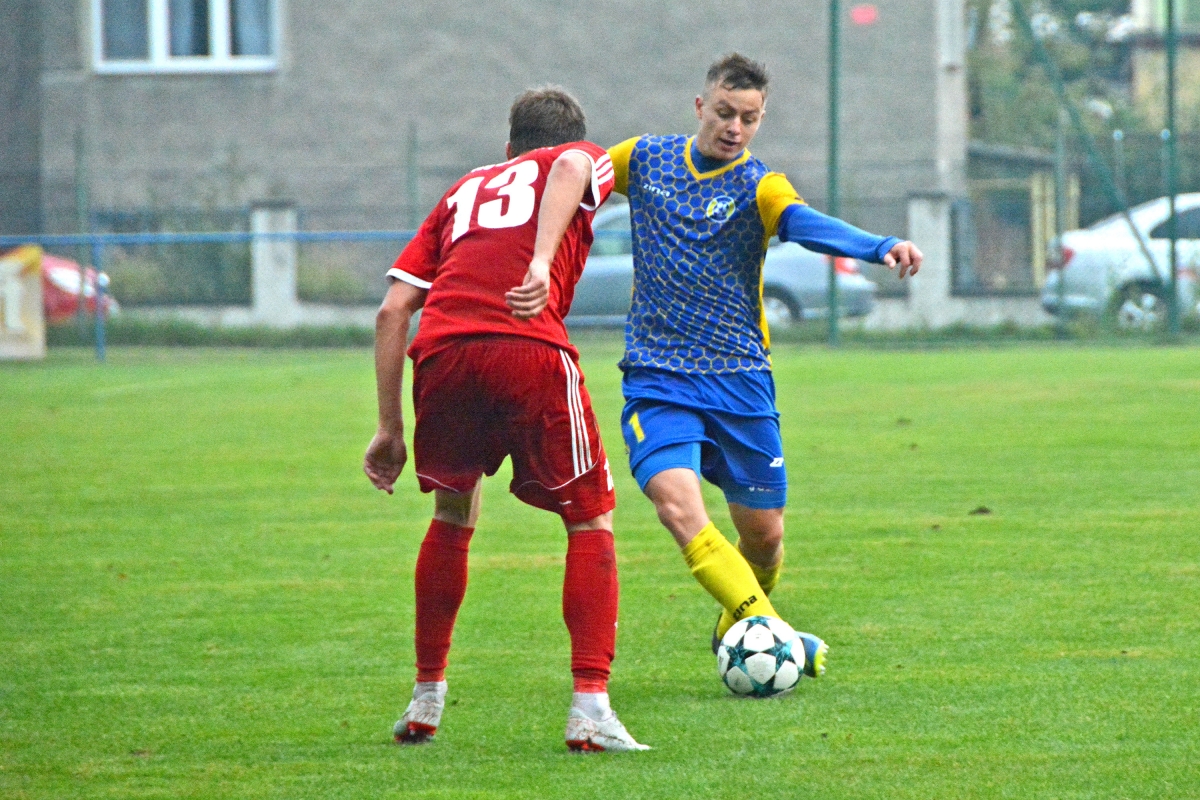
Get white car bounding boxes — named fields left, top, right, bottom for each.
left=1042, top=194, right=1200, bottom=329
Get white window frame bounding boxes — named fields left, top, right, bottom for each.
left=92, top=0, right=279, bottom=74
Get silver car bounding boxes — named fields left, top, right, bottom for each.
left=568, top=203, right=877, bottom=327
left=1042, top=193, right=1200, bottom=329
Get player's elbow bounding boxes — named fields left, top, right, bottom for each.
left=551, top=152, right=592, bottom=188
left=376, top=286, right=421, bottom=332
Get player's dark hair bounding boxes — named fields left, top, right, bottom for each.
left=705, top=53, right=770, bottom=98
left=508, top=86, right=587, bottom=156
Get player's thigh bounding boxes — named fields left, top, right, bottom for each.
left=485, top=343, right=616, bottom=524
left=700, top=412, right=788, bottom=509
left=412, top=348, right=506, bottom=493
left=620, top=399, right=708, bottom=488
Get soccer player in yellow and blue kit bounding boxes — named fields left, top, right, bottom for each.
left=607, top=54, right=923, bottom=677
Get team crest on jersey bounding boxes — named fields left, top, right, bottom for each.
left=705, top=195, right=736, bottom=222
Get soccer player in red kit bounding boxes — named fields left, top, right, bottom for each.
left=364, top=87, right=648, bottom=753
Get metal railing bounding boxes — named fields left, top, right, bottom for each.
left=0, top=229, right=417, bottom=361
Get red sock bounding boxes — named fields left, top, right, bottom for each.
left=563, top=529, right=618, bottom=694
left=414, top=519, right=474, bottom=683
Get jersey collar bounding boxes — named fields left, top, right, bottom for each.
left=684, top=136, right=751, bottom=181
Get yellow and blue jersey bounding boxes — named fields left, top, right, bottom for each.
left=608, top=134, right=802, bottom=375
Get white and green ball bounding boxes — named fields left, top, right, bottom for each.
left=716, top=615, right=804, bottom=697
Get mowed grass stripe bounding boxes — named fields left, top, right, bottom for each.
left=1, top=341, right=1198, bottom=799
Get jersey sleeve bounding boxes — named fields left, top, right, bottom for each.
left=777, top=203, right=901, bottom=263
left=387, top=205, right=442, bottom=288
left=755, top=172, right=805, bottom=237
left=563, top=141, right=616, bottom=211
left=606, top=136, right=641, bottom=196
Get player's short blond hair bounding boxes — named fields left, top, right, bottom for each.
left=508, top=86, right=587, bottom=156
left=705, top=53, right=769, bottom=98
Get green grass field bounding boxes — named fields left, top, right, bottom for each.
left=2, top=339, right=1198, bottom=799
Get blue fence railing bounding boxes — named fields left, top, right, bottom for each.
left=0, top=230, right=418, bottom=361
left=0, top=228, right=630, bottom=361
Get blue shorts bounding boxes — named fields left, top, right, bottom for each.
left=620, top=368, right=787, bottom=510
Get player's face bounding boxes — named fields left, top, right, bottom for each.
left=693, top=85, right=765, bottom=161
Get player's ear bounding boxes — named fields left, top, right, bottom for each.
left=505, top=142, right=513, bottom=160
left=694, top=95, right=704, bottom=120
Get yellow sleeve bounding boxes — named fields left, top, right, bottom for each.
left=756, top=172, right=805, bottom=237
left=606, top=137, right=641, bottom=196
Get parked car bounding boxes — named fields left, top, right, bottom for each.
left=1042, top=193, right=1200, bottom=329
left=0, top=246, right=117, bottom=325
left=568, top=203, right=877, bottom=327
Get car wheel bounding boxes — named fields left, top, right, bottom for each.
left=1110, top=282, right=1167, bottom=331
left=762, top=289, right=801, bottom=329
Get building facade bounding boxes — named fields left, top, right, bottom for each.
left=6, top=0, right=965, bottom=235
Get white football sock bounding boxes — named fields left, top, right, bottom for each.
left=571, top=691, right=612, bottom=721
left=413, top=681, right=447, bottom=702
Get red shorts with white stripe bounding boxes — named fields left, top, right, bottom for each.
left=411, top=335, right=615, bottom=524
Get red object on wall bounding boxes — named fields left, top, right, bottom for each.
left=850, top=4, right=879, bottom=25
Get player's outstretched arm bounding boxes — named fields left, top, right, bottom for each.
left=505, top=151, right=592, bottom=320
left=365, top=279, right=426, bottom=494
left=777, top=203, right=921, bottom=276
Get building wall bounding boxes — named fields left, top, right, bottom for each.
left=0, top=0, right=43, bottom=235
left=38, top=0, right=964, bottom=240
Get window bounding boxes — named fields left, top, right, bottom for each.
left=94, top=0, right=276, bottom=73
left=1149, top=207, right=1200, bottom=240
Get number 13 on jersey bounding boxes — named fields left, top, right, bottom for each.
left=446, top=161, right=540, bottom=241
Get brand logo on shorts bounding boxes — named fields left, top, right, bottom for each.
left=769, top=457, right=785, bottom=468
left=705, top=195, right=736, bottom=222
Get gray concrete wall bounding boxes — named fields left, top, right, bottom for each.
left=0, top=0, right=43, bottom=235
left=37, top=0, right=959, bottom=241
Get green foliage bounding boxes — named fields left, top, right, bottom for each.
left=96, top=210, right=253, bottom=306
left=2, top=343, right=1199, bottom=798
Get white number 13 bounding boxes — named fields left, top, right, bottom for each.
left=446, top=161, right=540, bottom=241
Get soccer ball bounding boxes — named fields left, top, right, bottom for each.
left=716, top=615, right=804, bottom=697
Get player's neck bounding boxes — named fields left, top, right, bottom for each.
left=690, top=139, right=740, bottom=173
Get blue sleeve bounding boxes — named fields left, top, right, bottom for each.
left=777, top=203, right=901, bottom=264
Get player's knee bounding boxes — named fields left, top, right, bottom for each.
left=433, top=488, right=480, bottom=528
left=653, top=498, right=703, bottom=539
left=566, top=511, right=613, bottom=533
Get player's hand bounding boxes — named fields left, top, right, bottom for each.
left=883, top=241, right=923, bottom=278
left=505, top=257, right=552, bottom=320
left=363, top=429, right=407, bottom=494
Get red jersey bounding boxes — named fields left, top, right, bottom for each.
left=388, top=141, right=614, bottom=364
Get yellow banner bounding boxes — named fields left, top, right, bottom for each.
left=0, top=245, right=46, bottom=360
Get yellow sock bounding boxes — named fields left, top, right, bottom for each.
left=715, top=541, right=784, bottom=640
left=681, top=523, right=776, bottom=634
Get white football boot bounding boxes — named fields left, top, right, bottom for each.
left=564, top=693, right=650, bottom=753
left=393, top=681, right=446, bottom=744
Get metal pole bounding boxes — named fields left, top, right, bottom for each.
left=827, top=0, right=841, bottom=346
left=92, top=242, right=106, bottom=362
left=1055, top=109, right=1067, bottom=335
left=74, top=128, right=90, bottom=333
left=407, top=121, right=420, bottom=229
left=1112, top=129, right=1126, bottom=203
left=1166, top=0, right=1180, bottom=335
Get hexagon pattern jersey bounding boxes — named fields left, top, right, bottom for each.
left=620, top=134, right=778, bottom=375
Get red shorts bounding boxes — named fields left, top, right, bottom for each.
left=411, top=336, right=615, bottom=524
